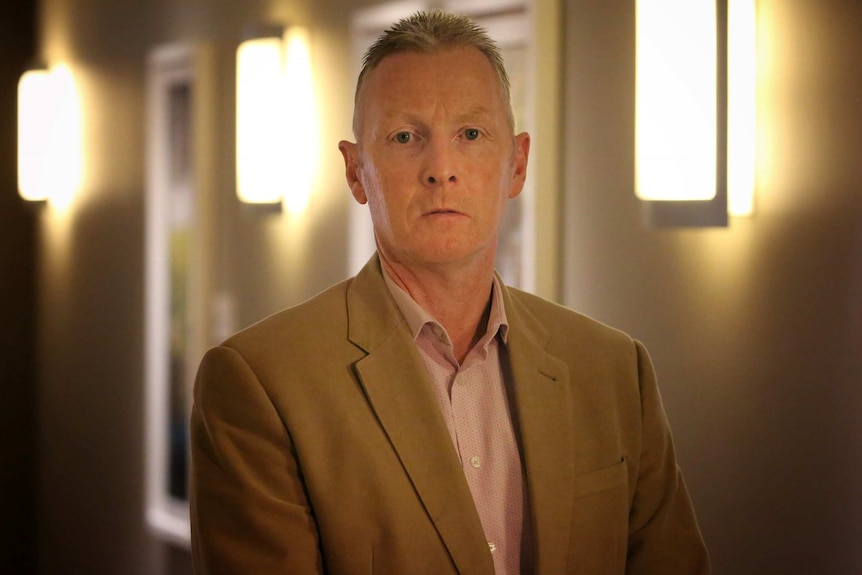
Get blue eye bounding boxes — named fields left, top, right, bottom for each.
left=464, top=128, right=481, bottom=141
left=395, top=132, right=412, bottom=144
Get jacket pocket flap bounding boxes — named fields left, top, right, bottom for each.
left=572, top=457, right=627, bottom=500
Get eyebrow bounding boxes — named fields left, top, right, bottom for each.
left=455, top=106, right=495, bottom=124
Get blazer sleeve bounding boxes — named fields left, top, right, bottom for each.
left=190, top=345, right=323, bottom=574
left=625, top=340, right=711, bottom=574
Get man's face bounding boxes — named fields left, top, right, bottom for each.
left=339, top=46, right=530, bottom=272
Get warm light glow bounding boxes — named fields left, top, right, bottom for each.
left=236, top=27, right=316, bottom=211
left=728, top=0, right=756, bottom=216
left=282, top=27, right=316, bottom=215
left=18, top=65, right=82, bottom=203
left=236, top=36, right=289, bottom=204
left=636, top=0, right=718, bottom=201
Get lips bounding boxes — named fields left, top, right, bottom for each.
left=425, top=208, right=464, bottom=216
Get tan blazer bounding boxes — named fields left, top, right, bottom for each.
left=190, top=256, right=709, bottom=574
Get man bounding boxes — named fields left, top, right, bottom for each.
left=190, top=10, right=710, bottom=575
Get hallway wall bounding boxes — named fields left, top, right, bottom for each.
left=30, top=0, right=862, bottom=573
left=563, top=0, right=862, bottom=573
left=34, top=0, right=358, bottom=573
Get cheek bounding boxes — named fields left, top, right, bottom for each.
left=359, top=164, right=386, bottom=209
left=363, top=165, right=415, bottom=215
left=360, top=174, right=404, bottom=235
left=361, top=177, right=387, bottom=225
left=473, top=157, right=516, bottom=202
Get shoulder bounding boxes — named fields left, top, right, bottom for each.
left=506, top=287, right=635, bottom=352
left=222, top=277, right=355, bottom=360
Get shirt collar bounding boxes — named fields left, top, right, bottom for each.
left=381, top=266, right=509, bottom=346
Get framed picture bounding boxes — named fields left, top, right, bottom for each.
left=346, top=0, right=539, bottom=291
left=144, top=43, right=214, bottom=546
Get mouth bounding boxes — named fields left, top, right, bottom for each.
left=425, top=208, right=464, bottom=216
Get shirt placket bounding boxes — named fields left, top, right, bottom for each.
left=450, top=359, right=504, bottom=568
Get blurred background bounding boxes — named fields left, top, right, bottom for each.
left=1, top=0, right=860, bottom=573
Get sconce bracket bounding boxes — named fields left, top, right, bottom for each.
left=640, top=187, right=729, bottom=228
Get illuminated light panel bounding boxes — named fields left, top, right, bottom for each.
left=236, top=35, right=289, bottom=204
left=282, top=27, right=316, bottom=215
left=728, top=0, right=756, bottom=216
left=236, top=27, right=317, bottom=212
left=18, top=65, right=82, bottom=204
left=636, top=0, right=718, bottom=201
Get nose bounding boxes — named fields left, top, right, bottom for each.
left=422, top=139, right=457, bottom=186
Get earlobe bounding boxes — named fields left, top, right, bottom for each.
left=338, top=140, right=368, bottom=205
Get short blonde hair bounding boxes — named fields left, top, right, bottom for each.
left=352, top=9, right=515, bottom=138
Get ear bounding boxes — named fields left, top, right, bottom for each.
left=507, top=132, right=531, bottom=200
left=338, top=140, right=367, bottom=204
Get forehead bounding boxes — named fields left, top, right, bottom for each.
left=356, top=47, right=505, bottom=121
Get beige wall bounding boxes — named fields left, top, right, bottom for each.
left=35, top=0, right=360, bottom=573
left=32, top=0, right=862, bottom=573
left=564, top=0, right=862, bottom=573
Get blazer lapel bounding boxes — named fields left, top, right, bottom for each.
left=346, top=257, right=495, bottom=575
left=504, top=286, right=576, bottom=575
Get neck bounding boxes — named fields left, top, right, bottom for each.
left=379, top=250, right=496, bottom=363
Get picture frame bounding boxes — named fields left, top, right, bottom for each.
left=144, top=42, right=214, bottom=546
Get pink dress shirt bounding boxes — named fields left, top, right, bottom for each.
left=382, top=271, right=527, bottom=575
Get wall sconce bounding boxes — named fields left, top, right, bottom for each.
left=236, top=25, right=316, bottom=212
left=17, top=65, right=82, bottom=204
left=635, top=0, right=755, bottom=226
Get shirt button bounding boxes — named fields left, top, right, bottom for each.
left=488, top=541, right=497, bottom=553
left=469, top=456, right=481, bottom=468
